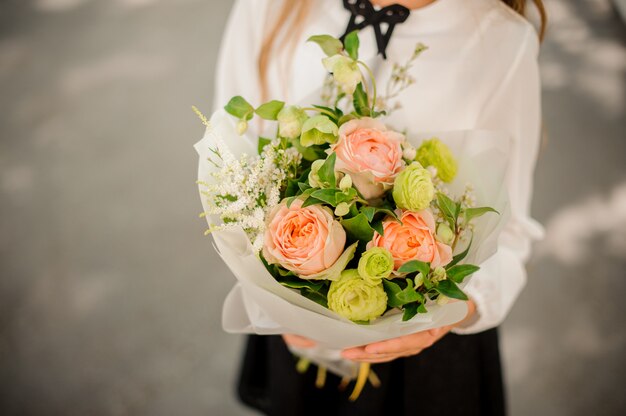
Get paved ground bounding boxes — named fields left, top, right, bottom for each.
left=0, top=0, right=624, bottom=415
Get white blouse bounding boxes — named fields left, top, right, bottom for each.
left=213, top=0, right=545, bottom=334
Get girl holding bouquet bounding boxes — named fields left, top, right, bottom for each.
left=212, top=0, right=546, bottom=414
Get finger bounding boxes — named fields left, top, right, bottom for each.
left=282, top=334, right=316, bottom=348
left=364, top=332, right=435, bottom=354
left=351, top=348, right=424, bottom=363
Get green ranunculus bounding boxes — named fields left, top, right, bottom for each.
left=277, top=106, right=308, bottom=139
left=328, top=269, right=387, bottom=322
left=300, top=115, right=338, bottom=147
left=415, top=138, right=458, bottom=183
left=358, top=247, right=394, bottom=284
left=322, top=54, right=362, bottom=95
left=392, top=162, right=435, bottom=211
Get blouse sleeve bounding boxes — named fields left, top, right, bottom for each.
left=212, top=0, right=267, bottom=111
left=452, top=26, right=545, bottom=334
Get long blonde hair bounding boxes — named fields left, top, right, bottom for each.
left=257, top=0, right=547, bottom=100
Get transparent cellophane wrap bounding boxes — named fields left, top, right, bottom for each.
left=195, top=110, right=511, bottom=379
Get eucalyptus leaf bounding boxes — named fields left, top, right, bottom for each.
left=224, top=96, right=254, bottom=120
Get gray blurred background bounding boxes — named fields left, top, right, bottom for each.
left=0, top=0, right=624, bottom=415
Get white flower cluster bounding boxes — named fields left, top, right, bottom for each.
left=201, top=137, right=301, bottom=251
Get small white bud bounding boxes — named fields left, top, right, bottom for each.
left=334, top=202, right=350, bottom=217
left=339, top=174, right=352, bottom=191
left=437, top=295, right=449, bottom=305
left=236, top=119, right=248, bottom=135
left=414, top=273, right=424, bottom=289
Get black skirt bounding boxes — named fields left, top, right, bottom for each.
left=237, top=329, right=505, bottom=416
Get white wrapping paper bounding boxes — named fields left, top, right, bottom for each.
left=195, top=110, right=511, bottom=378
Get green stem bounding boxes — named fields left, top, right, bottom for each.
left=301, top=107, right=336, bottom=118
left=357, top=60, right=377, bottom=113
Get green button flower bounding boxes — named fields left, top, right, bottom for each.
left=328, top=269, right=387, bottom=323
left=357, top=247, right=394, bottom=284
left=415, top=138, right=458, bottom=183
left=392, top=162, right=435, bottom=211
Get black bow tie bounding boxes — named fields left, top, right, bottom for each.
left=340, top=0, right=410, bottom=59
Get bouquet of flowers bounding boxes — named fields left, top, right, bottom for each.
left=195, top=32, right=510, bottom=399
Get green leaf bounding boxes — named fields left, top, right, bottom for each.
left=284, top=179, right=300, bottom=198
left=397, top=260, right=430, bottom=276
left=382, top=279, right=404, bottom=308
left=310, top=188, right=339, bottom=206
left=464, top=206, right=499, bottom=223
left=371, top=219, right=384, bottom=236
left=353, top=83, right=370, bottom=116
left=300, top=288, right=328, bottom=308
left=344, top=30, right=359, bottom=60
left=447, top=237, right=472, bottom=268
left=435, top=280, right=468, bottom=300
left=338, top=114, right=357, bottom=126
left=301, top=196, right=324, bottom=208
left=278, top=276, right=324, bottom=292
left=446, top=264, right=480, bottom=283
left=335, top=188, right=358, bottom=204
left=360, top=206, right=398, bottom=223
left=285, top=196, right=298, bottom=208
left=402, top=303, right=419, bottom=321
left=298, top=182, right=312, bottom=192
left=255, top=100, right=284, bottom=120
left=383, top=279, right=423, bottom=309
left=417, top=303, right=428, bottom=314
left=292, top=139, right=326, bottom=161
left=307, top=34, right=343, bottom=56
left=224, top=96, right=254, bottom=120
left=396, top=279, right=422, bottom=304
left=436, top=192, right=458, bottom=223
left=257, top=137, right=271, bottom=155
left=341, top=213, right=374, bottom=242
left=317, top=153, right=336, bottom=188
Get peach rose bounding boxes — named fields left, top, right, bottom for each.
left=331, top=118, right=405, bottom=199
left=370, top=210, right=452, bottom=270
left=263, top=199, right=346, bottom=277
